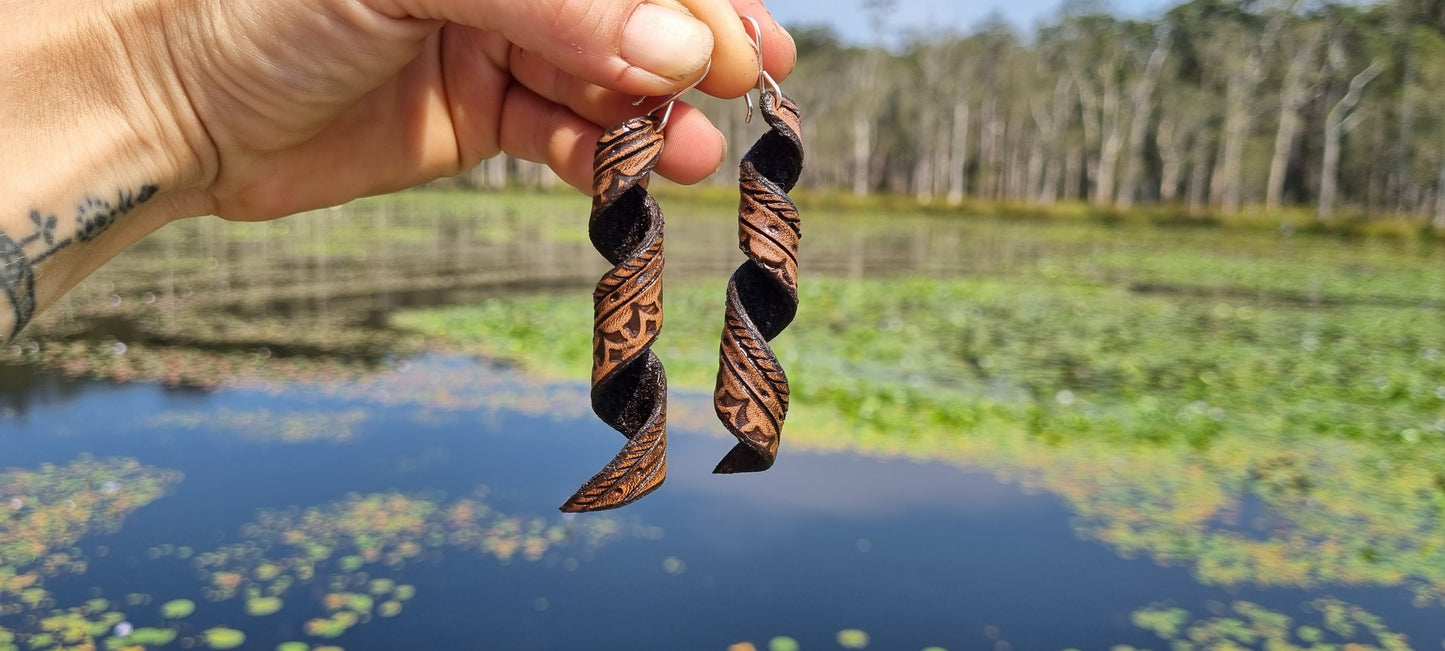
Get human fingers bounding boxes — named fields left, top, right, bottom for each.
left=671, top=0, right=759, bottom=97
left=367, top=0, right=715, bottom=97
left=504, top=49, right=732, bottom=188
left=495, top=0, right=792, bottom=101
left=508, top=46, right=667, bottom=130
left=727, top=0, right=796, bottom=82
left=438, top=24, right=513, bottom=171
left=496, top=86, right=725, bottom=192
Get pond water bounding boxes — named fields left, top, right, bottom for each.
left=2, top=190, right=1444, bottom=650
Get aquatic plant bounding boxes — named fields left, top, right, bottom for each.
left=200, top=626, right=245, bottom=649
left=1131, top=598, right=1412, bottom=650
left=366, top=579, right=394, bottom=596
left=377, top=600, right=402, bottom=618
left=146, top=408, right=368, bottom=444
left=397, top=270, right=1445, bottom=602
left=0, top=458, right=181, bottom=647
left=836, top=628, right=870, bottom=649
left=724, top=598, right=1412, bottom=651
left=244, top=596, right=283, bottom=617
left=106, top=626, right=178, bottom=648
left=0, top=458, right=181, bottom=571
left=175, top=489, right=649, bottom=644
left=158, top=599, right=194, bottom=619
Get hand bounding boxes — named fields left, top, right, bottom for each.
left=0, top=0, right=794, bottom=339
left=149, top=0, right=797, bottom=221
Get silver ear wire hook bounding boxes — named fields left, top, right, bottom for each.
left=741, top=15, right=782, bottom=124
left=628, top=60, right=712, bottom=130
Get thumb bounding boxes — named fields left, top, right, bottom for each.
left=368, top=0, right=717, bottom=96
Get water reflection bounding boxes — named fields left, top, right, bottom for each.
left=2, top=190, right=1444, bottom=649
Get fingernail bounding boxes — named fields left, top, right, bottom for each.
left=622, top=3, right=713, bottom=81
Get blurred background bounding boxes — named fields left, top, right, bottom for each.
left=478, top=0, right=1445, bottom=228
left=4, top=1, right=1445, bottom=650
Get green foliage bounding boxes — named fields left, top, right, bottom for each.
left=107, top=627, right=178, bottom=648
left=836, top=628, right=870, bottom=649
left=395, top=218, right=1445, bottom=598
left=244, top=595, right=283, bottom=617
left=201, top=626, right=246, bottom=649
left=159, top=598, right=195, bottom=619
left=0, top=459, right=182, bottom=650
left=1131, top=599, right=1413, bottom=650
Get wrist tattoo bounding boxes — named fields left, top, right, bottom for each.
left=1, top=184, right=158, bottom=339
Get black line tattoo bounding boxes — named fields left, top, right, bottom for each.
left=0, top=230, right=37, bottom=336
left=1, top=184, right=158, bottom=339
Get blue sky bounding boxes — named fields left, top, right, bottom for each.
left=767, top=0, right=1175, bottom=42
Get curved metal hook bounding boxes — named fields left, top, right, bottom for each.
left=630, top=60, right=712, bottom=130
left=741, top=15, right=784, bottom=124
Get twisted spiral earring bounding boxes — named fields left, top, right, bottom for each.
left=559, top=115, right=668, bottom=512
left=713, top=21, right=805, bottom=474
left=560, top=80, right=703, bottom=512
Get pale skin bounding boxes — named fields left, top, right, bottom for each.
left=0, top=0, right=796, bottom=341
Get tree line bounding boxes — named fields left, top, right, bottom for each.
left=462, top=0, right=1445, bottom=225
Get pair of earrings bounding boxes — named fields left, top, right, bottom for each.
left=560, top=20, right=804, bottom=513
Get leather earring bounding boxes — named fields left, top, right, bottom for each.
left=559, top=82, right=701, bottom=512
left=559, top=112, right=668, bottom=512
left=713, top=20, right=805, bottom=474
left=559, top=30, right=806, bottom=508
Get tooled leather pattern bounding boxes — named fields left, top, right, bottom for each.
left=713, top=94, right=804, bottom=474
left=560, top=116, right=670, bottom=512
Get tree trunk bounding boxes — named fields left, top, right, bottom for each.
left=914, top=101, right=936, bottom=203
left=1209, top=30, right=1274, bottom=214
left=1157, top=115, right=1183, bottom=203
left=1188, top=134, right=1211, bottom=212
left=1116, top=32, right=1171, bottom=210
left=1073, top=59, right=1127, bottom=206
left=1073, top=65, right=1102, bottom=201
left=1393, top=54, right=1417, bottom=213
left=1434, top=149, right=1445, bottom=230
left=1320, top=59, right=1385, bottom=222
left=1094, top=83, right=1124, bottom=206
left=1038, top=76, right=1072, bottom=205
left=1010, top=121, right=1030, bottom=199
left=1210, top=72, right=1252, bottom=213
left=1064, top=145, right=1083, bottom=201
left=932, top=110, right=951, bottom=199
left=852, top=109, right=871, bottom=196
left=979, top=97, right=1003, bottom=200
left=1266, top=40, right=1319, bottom=210
left=1026, top=100, right=1048, bottom=202
left=946, top=101, right=970, bottom=206
left=1265, top=103, right=1303, bottom=210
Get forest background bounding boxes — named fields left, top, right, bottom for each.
left=461, top=0, right=1445, bottom=229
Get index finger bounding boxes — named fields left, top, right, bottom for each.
left=730, top=0, right=796, bottom=84
left=685, top=0, right=796, bottom=98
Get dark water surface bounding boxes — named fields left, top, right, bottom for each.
left=9, top=360, right=1440, bottom=651
left=3, top=191, right=1444, bottom=650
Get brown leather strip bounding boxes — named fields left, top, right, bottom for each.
left=713, top=93, right=805, bottom=474
left=561, top=116, right=670, bottom=512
